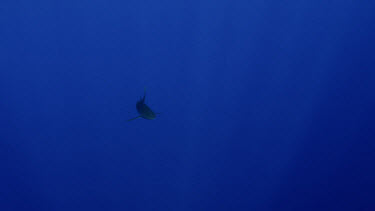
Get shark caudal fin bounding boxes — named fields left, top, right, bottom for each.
left=128, top=116, right=141, bottom=121
left=142, top=87, right=146, bottom=102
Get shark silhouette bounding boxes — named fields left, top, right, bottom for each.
left=128, top=88, right=159, bottom=121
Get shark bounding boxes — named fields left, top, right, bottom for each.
left=128, top=88, right=159, bottom=121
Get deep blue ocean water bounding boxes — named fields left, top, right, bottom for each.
left=1, top=1, right=375, bottom=210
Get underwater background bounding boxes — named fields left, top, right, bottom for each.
left=1, top=1, right=375, bottom=210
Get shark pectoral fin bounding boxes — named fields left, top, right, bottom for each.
left=128, top=116, right=141, bottom=121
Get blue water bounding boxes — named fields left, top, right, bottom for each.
left=1, top=1, right=375, bottom=210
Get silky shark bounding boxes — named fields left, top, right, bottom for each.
left=128, top=88, right=159, bottom=121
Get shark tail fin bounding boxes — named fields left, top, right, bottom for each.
left=143, top=86, right=146, bottom=101
left=128, top=116, right=141, bottom=121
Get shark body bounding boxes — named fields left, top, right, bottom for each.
left=128, top=89, right=158, bottom=121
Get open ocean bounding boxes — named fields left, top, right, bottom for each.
left=1, top=1, right=375, bottom=210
